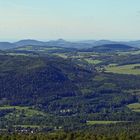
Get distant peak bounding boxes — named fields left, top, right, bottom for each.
left=57, top=39, right=67, bottom=42
left=16, top=39, right=39, bottom=42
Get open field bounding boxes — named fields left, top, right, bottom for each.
left=87, top=121, right=126, bottom=125
left=0, top=105, right=46, bottom=117
left=127, top=103, right=140, bottom=112
left=7, top=53, right=29, bottom=56
left=0, top=106, right=32, bottom=111
left=14, top=125, right=41, bottom=128
left=118, top=50, right=140, bottom=55
left=16, top=46, right=63, bottom=51
left=105, top=64, right=140, bottom=75
left=125, top=89, right=140, bottom=96
left=85, top=58, right=102, bottom=64
left=54, top=53, right=68, bottom=58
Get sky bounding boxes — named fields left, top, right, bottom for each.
left=0, top=0, right=140, bottom=41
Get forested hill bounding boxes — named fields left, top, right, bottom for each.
left=80, top=44, right=136, bottom=53
left=0, top=55, right=95, bottom=106
left=0, top=50, right=140, bottom=133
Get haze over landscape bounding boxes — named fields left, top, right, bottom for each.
left=0, top=0, right=140, bottom=41
left=0, top=1, right=140, bottom=140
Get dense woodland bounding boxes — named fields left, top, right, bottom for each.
left=0, top=43, right=139, bottom=138
left=0, top=131, right=140, bottom=140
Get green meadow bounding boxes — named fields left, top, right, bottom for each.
left=127, top=103, right=140, bottom=112
left=105, top=64, right=140, bottom=75
left=0, top=105, right=46, bottom=118
left=87, top=121, right=125, bottom=125
left=85, top=59, right=102, bottom=64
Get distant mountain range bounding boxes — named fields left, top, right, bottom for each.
left=80, top=44, right=136, bottom=53
left=0, top=42, right=16, bottom=50
left=0, top=39, right=140, bottom=50
left=78, top=40, right=140, bottom=48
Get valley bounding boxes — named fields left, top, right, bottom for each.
left=0, top=42, right=139, bottom=136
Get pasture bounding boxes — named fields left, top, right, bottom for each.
left=105, top=64, right=140, bottom=75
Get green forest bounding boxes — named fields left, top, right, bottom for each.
left=0, top=43, right=140, bottom=139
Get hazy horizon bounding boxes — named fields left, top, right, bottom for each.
left=0, top=0, right=140, bottom=41
left=1, top=37, right=140, bottom=43
left=1, top=38, right=140, bottom=43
